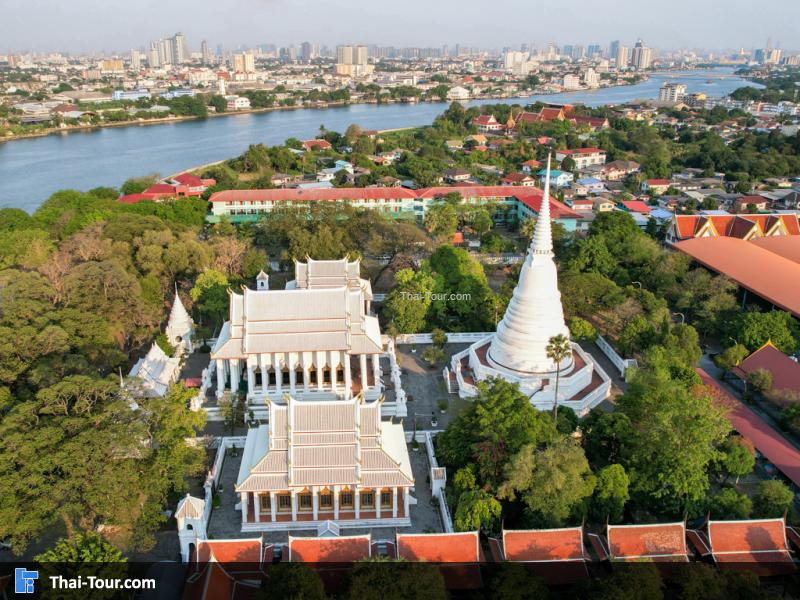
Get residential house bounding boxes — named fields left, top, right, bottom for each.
left=732, top=195, right=770, bottom=213
left=302, top=139, right=333, bottom=152
left=641, top=179, right=672, bottom=195
left=521, top=159, right=542, bottom=173
left=567, top=198, right=595, bottom=211
left=537, top=168, right=573, bottom=188
left=225, top=95, right=251, bottom=111
left=601, top=160, right=641, bottom=181
left=502, top=173, right=536, bottom=187
left=593, top=198, right=616, bottom=212
left=555, top=148, right=607, bottom=170
left=472, top=114, right=504, bottom=134
left=573, top=177, right=604, bottom=196
left=443, top=168, right=472, bottom=183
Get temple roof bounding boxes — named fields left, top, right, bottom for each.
left=606, top=522, right=688, bottom=562
left=288, top=535, right=371, bottom=562
left=128, top=342, right=180, bottom=397
left=176, top=494, right=205, bottom=519
left=236, top=396, right=413, bottom=493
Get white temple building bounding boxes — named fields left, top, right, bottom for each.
left=128, top=342, right=181, bottom=397
left=209, top=258, right=415, bottom=532
left=235, top=394, right=413, bottom=532
left=165, top=287, right=194, bottom=354
left=127, top=290, right=192, bottom=397
left=210, top=258, right=400, bottom=419
left=450, top=157, right=611, bottom=415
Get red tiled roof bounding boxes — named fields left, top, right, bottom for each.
left=646, top=179, right=670, bottom=186
left=502, top=172, right=533, bottom=183
left=209, top=185, right=581, bottom=219
left=697, top=368, right=800, bottom=487
left=144, top=183, right=178, bottom=195
left=288, top=535, right=371, bottom=562
left=173, top=172, right=205, bottom=187
left=117, top=193, right=151, bottom=204
left=195, top=539, right=264, bottom=565
left=621, top=200, right=652, bottom=214
left=559, top=147, right=604, bottom=155
left=607, top=523, right=688, bottom=562
left=706, top=519, right=794, bottom=574
left=396, top=532, right=480, bottom=563
left=675, top=237, right=800, bottom=317
left=522, top=159, right=542, bottom=167
left=751, top=235, right=800, bottom=264
left=672, top=214, right=800, bottom=240
left=302, top=139, right=332, bottom=150
left=473, top=115, right=498, bottom=125
left=732, top=342, right=800, bottom=395
left=502, top=527, right=585, bottom=561
left=210, top=187, right=417, bottom=203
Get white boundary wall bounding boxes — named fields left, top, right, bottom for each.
left=595, top=335, right=638, bottom=380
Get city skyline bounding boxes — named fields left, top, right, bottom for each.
left=2, top=0, right=799, bottom=54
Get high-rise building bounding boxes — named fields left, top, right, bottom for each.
left=173, top=32, right=188, bottom=64
left=587, top=44, right=601, bottom=58
left=200, top=40, right=212, bottom=64
left=630, top=39, right=652, bottom=70
left=335, top=45, right=371, bottom=76
left=658, top=82, right=687, bottom=103
left=130, top=49, right=142, bottom=70
left=149, top=42, right=160, bottom=67
left=583, top=68, right=599, bottom=88
left=609, top=40, right=620, bottom=60
left=571, top=45, right=585, bottom=61
left=616, top=45, right=628, bottom=69
left=232, top=52, right=256, bottom=73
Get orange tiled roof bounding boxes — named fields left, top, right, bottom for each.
left=732, top=341, right=800, bottom=394
left=396, top=532, right=480, bottom=563
left=607, top=523, right=688, bottom=562
left=502, top=527, right=585, bottom=561
left=288, top=535, right=371, bottom=562
left=675, top=236, right=800, bottom=317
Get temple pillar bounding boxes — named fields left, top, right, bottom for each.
left=312, top=486, right=319, bottom=521
left=375, top=488, right=381, bottom=519
left=230, top=360, right=240, bottom=394
left=254, top=493, right=260, bottom=522
left=354, top=490, right=360, bottom=519
left=404, top=489, right=410, bottom=517
left=261, top=367, right=269, bottom=395
left=216, top=361, right=225, bottom=399
left=275, top=359, right=282, bottom=394
left=270, top=492, right=277, bottom=522
left=392, top=487, right=398, bottom=518
left=302, top=365, right=310, bottom=393
left=241, top=492, right=248, bottom=523
left=317, top=366, right=324, bottom=392
left=334, top=486, right=340, bottom=519
left=372, top=354, right=381, bottom=390
left=344, top=354, right=352, bottom=397
left=289, top=365, right=296, bottom=394
left=247, top=364, right=255, bottom=396
left=291, top=490, right=297, bottom=521
left=360, top=354, right=368, bottom=391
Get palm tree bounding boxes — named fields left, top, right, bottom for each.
left=546, top=334, right=572, bottom=421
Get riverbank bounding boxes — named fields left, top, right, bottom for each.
left=0, top=67, right=756, bottom=212
left=0, top=77, right=654, bottom=144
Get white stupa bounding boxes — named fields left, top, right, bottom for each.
left=487, top=155, right=572, bottom=375
left=448, top=156, right=611, bottom=415
left=165, top=287, right=194, bottom=353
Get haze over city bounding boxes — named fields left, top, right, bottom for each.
left=2, top=0, right=799, bottom=52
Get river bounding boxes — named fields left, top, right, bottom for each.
left=0, top=68, right=758, bottom=212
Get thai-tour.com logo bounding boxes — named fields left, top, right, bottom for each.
left=13, top=566, right=156, bottom=595
left=15, top=568, right=38, bottom=594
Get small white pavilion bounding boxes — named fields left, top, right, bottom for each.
left=450, top=157, right=611, bottom=415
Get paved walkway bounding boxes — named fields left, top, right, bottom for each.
left=396, top=343, right=472, bottom=430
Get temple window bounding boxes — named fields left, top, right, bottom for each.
left=295, top=368, right=304, bottom=385
left=319, top=490, right=333, bottom=509
left=323, top=368, right=331, bottom=384
left=282, top=369, right=290, bottom=385
left=360, top=491, right=375, bottom=508
left=380, top=489, right=392, bottom=508
left=277, top=494, right=292, bottom=512
left=309, top=369, right=318, bottom=385
left=340, top=490, right=354, bottom=508
left=259, top=494, right=270, bottom=512
left=298, top=491, right=313, bottom=511
left=336, top=366, right=344, bottom=383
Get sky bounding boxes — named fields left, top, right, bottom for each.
left=2, top=0, right=799, bottom=54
